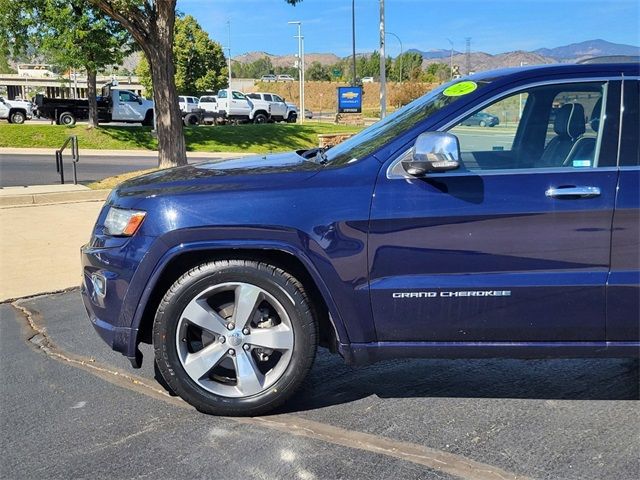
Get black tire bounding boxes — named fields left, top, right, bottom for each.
left=142, top=110, right=154, bottom=126
left=183, top=113, right=200, bottom=126
left=9, top=111, right=26, bottom=124
left=479, top=120, right=486, bottom=127
left=59, top=111, right=76, bottom=126
left=253, top=113, right=268, bottom=124
left=153, top=259, right=318, bottom=416
left=286, top=112, right=298, bottom=124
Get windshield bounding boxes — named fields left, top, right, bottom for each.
left=323, top=79, right=491, bottom=166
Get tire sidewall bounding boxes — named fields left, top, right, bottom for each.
left=10, top=111, right=25, bottom=124
left=154, top=262, right=316, bottom=415
left=60, top=112, right=75, bottom=126
left=254, top=113, right=267, bottom=124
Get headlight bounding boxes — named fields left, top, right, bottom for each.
left=104, top=207, right=146, bottom=236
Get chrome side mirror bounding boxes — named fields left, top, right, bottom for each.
left=402, top=132, right=461, bottom=176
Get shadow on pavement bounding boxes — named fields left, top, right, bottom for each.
left=280, top=349, right=639, bottom=414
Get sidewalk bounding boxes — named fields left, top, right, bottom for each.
left=0, top=198, right=103, bottom=301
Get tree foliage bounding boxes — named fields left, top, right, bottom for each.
left=0, top=0, right=132, bottom=126
left=305, top=61, right=331, bottom=81
left=136, top=15, right=227, bottom=97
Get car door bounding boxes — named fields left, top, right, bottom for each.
left=230, top=91, right=251, bottom=116
left=272, top=94, right=288, bottom=117
left=0, top=97, right=9, bottom=119
left=113, top=91, right=140, bottom=121
left=608, top=78, right=640, bottom=342
left=368, top=79, right=621, bottom=343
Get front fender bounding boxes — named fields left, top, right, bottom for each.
left=123, top=232, right=355, bottom=357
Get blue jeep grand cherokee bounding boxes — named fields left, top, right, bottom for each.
left=82, top=63, right=639, bottom=415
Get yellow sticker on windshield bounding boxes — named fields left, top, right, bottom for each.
left=443, top=81, right=478, bottom=97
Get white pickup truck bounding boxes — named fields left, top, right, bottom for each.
left=215, top=89, right=271, bottom=124
left=246, top=92, right=294, bottom=122
left=0, top=96, right=33, bottom=124
left=34, top=83, right=154, bottom=126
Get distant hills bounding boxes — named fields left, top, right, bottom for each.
left=533, top=39, right=640, bottom=61
left=234, top=39, right=639, bottom=73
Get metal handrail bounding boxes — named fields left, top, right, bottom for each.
left=55, top=135, right=79, bottom=184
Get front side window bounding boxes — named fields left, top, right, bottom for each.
left=232, top=91, right=246, bottom=100
left=448, top=82, right=606, bottom=171
left=119, top=91, right=137, bottom=102
left=273, top=95, right=284, bottom=102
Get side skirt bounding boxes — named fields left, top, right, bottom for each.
left=339, top=341, right=640, bottom=366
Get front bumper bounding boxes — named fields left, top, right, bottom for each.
left=80, top=228, right=157, bottom=367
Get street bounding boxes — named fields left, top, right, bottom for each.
left=0, top=152, right=216, bottom=187
left=1, top=290, right=638, bottom=480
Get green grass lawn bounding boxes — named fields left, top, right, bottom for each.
left=0, top=123, right=362, bottom=153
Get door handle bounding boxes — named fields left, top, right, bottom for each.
left=545, top=186, right=601, bottom=199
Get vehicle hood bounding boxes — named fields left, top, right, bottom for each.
left=112, top=151, right=321, bottom=200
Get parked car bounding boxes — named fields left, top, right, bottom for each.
left=260, top=74, right=277, bottom=82
left=461, top=111, right=500, bottom=127
left=277, top=74, right=295, bottom=82
left=0, top=96, right=33, bottom=124
left=178, top=95, right=200, bottom=113
left=82, top=62, right=640, bottom=416
left=361, top=76, right=374, bottom=83
left=216, top=88, right=271, bottom=124
left=198, top=95, right=218, bottom=113
left=246, top=92, right=290, bottom=122
left=304, top=109, right=313, bottom=119
left=35, top=83, right=154, bottom=126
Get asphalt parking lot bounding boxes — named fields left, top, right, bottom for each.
left=2, top=290, right=638, bottom=480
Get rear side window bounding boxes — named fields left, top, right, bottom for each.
left=246, top=93, right=260, bottom=99
left=187, top=97, right=196, bottom=104
left=200, top=96, right=215, bottom=103
left=263, top=94, right=273, bottom=101
left=620, top=80, right=639, bottom=166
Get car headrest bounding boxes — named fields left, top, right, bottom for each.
left=554, top=103, right=586, bottom=139
left=590, top=98, right=602, bottom=132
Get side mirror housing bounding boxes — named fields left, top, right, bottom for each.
left=402, top=132, right=461, bottom=176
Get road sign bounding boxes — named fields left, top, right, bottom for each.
left=337, top=86, right=362, bottom=113
left=333, top=69, right=341, bottom=78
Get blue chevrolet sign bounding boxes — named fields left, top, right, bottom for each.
left=337, top=86, right=362, bottom=113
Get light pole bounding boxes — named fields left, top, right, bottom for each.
left=518, top=61, right=527, bottom=121
left=288, top=21, right=305, bottom=122
left=226, top=20, right=232, bottom=88
left=446, top=38, right=454, bottom=79
left=351, top=0, right=356, bottom=86
left=379, top=0, right=386, bottom=118
left=386, top=32, right=402, bottom=82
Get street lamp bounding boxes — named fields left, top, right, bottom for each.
left=379, top=0, right=386, bottom=118
left=288, top=21, right=305, bottom=123
left=226, top=20, right=232, bottom=88
left=386, top=32, right=402, bottom=82
left=446, top=38, right=454, bottom=79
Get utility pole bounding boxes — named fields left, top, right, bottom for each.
left=227, top=20, right=232, bottom=88
left=379, top=0, right=386, bottom=118
left=447, top=38, right=454, bottom=79
left=288, top=21, right=305, bottom=122
left=465, top=37, right=472, bottom=75
left=351, top=0, right=356, bottom=86
left=387, top=32, right=402, bottom=82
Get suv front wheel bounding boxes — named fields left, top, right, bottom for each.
left=153, top=259, right=318, bottom=416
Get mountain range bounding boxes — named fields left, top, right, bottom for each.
left=234, top=39, right=639, bottom=73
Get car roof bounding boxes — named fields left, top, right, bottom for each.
left=468, top=62, right=639, bottom=83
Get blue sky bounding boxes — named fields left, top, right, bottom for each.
left=177, top=0, right=640, bottom=57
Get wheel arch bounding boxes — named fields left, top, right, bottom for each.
left=131, top=243, right=348, bottom=361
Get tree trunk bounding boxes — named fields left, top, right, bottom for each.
left=89, top=0, right=186, bottom=168
left=147, top=1, right=186, bottom=169
left=86, top=69, right=98, bottom=129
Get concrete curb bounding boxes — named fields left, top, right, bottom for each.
left=0, top=189, right=110, bottom=207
